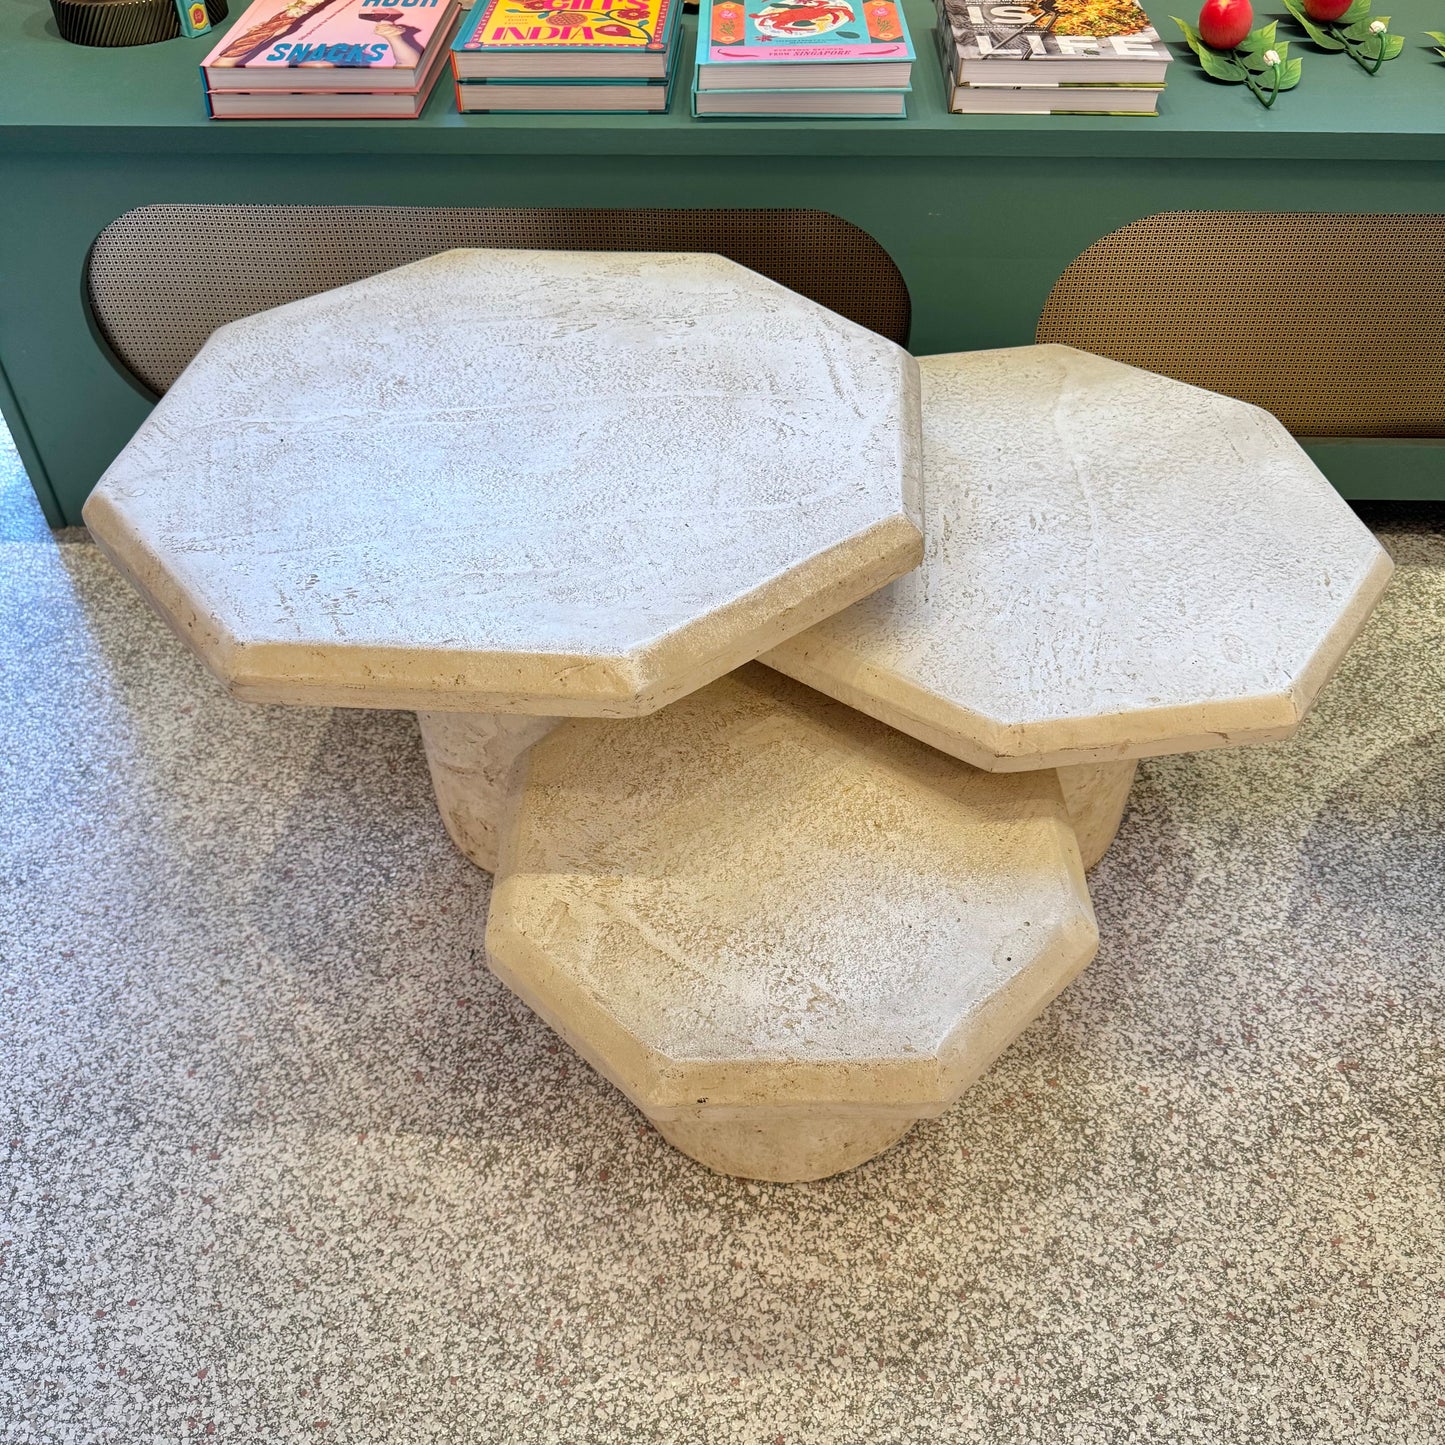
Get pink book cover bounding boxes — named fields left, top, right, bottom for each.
left=204, top=27, right=457, bottom=114
left=202, top=0, right=456, bottom=84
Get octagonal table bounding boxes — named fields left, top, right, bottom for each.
left=83, top=248, right=924, bottom=869
left=489, top=666, right=1098, bottom=1182
left=764, top=345, right=1396, bottom=866
left=83, top=290, right=1397, bottom=1183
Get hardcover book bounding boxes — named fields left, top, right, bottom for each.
left=202, top=0, right=459, bottom=91
left=695, top=0, right=915, bottom=90
left=944, top=81, right=1161, bottom=111
left=692, top=85, right=907, bottom=113
left=452, top=0, right=680, bottom=78
left=455, top=68, right=676, bottom=106
left=936, top=0, right=1170, bottom=83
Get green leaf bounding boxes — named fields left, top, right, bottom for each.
left=1276, top=55, right=1304, bottom=86
left=1172, top=16, right=1216, bottom=63
left=1380, top=31, right=1404, bottom=56
left=1339, top=0, right=1372, bottom=21
left=1240, top=20, right=1277, bottom=50
left=1197, top=44, right=1247, bottom=79
left=1343, top=16, right=1379, bottom=39
left=1426, top=30, right=1445, bottom=43
left=1283, top=0, right=1346, bottom=48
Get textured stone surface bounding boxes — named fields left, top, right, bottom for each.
left=764, top=345, right=1394, bottom=771
left=4, top=433, right=1445, bottom=1439
left=82, top=248, right=923, bottom=716
left=486, top=665, right=1098, bottom=1180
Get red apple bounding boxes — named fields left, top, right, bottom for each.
left=1197, top=0, right=1253, bottom=48
left=1302, top=0, right=1351, bottom=18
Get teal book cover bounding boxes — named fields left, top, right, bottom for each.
left=695, top=0, right=916, bottom=70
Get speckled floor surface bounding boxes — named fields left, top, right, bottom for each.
left=2, top=431, right=1443, bottom=1445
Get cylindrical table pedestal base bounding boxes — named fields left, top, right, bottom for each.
left=650, top=1107, right=918, bottom=1183
left=1057, top=759, right=1139, bottom=870
left=416, top=711, right=557, bottom=873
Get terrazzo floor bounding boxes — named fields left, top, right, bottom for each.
left=2, top=430, right=1443, bottom=1444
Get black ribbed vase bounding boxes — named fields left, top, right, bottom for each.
left=50, top=0, right=228, bottom=47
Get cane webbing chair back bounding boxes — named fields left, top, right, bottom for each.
left=1037, top=211, right=1445, bottom=437
left=86, top=204, right=912, bottom=397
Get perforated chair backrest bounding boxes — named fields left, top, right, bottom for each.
left=87, top=204, right=912, bottom=397
left=1037, top=211, right=1445, bottom=437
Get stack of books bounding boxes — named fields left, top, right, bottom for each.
left=452, top=0, right=682, bottom=112
left=201, top=0, right=461, bottom=119
left=934, top=0, right=1170, bottom=115
left=694, top=0, right=915, bottom=118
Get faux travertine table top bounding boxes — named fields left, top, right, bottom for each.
left=82, top=249, right=922, bottom=716
left=764, top=345, right=1395, bottom=771
left=487, top=667, right=1098, bottom=1143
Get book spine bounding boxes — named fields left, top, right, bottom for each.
left=710, top=0, right=743, bottom=45
left=863, top=0, right=903, bottom=41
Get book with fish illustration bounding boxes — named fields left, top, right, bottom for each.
left=695, top=0, right=915, bottom=88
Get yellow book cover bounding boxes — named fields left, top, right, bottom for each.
left=457, top=0, right=676, bottom=50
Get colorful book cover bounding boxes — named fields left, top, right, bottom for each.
left=455, top=0, right=677, bottom=52
left=936, top=0, right=1169, bottom=64
left=697, top=0, right=916, bottom=68
left=202, top=0, right=456, bottom=76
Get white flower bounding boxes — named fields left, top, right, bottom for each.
left=1369, top=18, right=1387, bottom=30
left=1263, top=47, right=1281, bottom=63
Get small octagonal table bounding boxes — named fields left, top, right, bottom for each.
left=489, top=665, right=1098, bottom=1182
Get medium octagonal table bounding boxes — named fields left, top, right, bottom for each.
left=764, top=345, right=1394, bottom=866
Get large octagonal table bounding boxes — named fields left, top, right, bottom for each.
left=84, top=247, right=924, bottom=870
